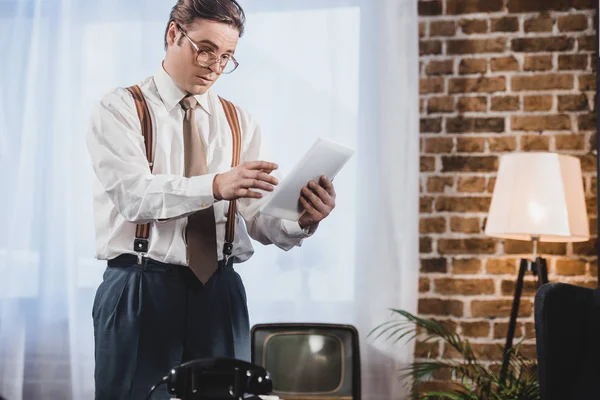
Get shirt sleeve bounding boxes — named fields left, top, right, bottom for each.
left=86, top=88, right=215, bottom=224
left=235, top=113, right=316, bottom=251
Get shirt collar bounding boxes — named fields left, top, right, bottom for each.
left=154, top=63, right=211, bottom=115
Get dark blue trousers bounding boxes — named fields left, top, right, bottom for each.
left=92, top=255, right=250, bottom=400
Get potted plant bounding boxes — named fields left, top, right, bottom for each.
left=370, top=309, right=539, bottom=400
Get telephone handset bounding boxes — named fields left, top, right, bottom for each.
left=166, top=357, right=273, bottom=400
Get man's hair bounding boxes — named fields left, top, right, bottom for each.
left=164, top=0, right=246, bottom=50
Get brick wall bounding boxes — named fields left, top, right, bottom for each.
left=418, top=0, right=597, bottom=381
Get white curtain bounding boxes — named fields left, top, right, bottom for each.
left=0, top=0, right=419, bottom=398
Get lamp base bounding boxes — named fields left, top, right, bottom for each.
left=500, top=257, right=549, bottom=382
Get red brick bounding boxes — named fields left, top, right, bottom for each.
left=490, top=56, right=519, bottom=72
left=488, top=136, right=517, bottom=152
left=419, top=22, right=425, bottom=38
left=452, top=258, right=483, bottom=274
left=434, top=278, right=495, bottom=295
left=523, top=55, right=553, bottom=71
left=450, top=216, right=481, bottom=233
left=420, top=77, right=444, bottom=94
left=572, top=0, right=596, bottom=9
left=512, top=74, right=573, bottom=91
left=509, top=0, right=571, bottom=12
left=418, top=298, right=464, bottom=317
left=558, top=94, right=589, bottom=111
left=494, top=322, right=523, bottom=339
left=419, top=0, right=443, bottom=15
left=442, top=156, right=498, bottom=172
left=420, top=40, right=442, bottom=55
left=456, top=137, right=485, bottom=153
left=414, top=341, right=440, bottom=358
left=420, top=156, right=435, bottom=172
left=457, top=176, right=486, bottom=193
left=436, top=196, right=492, bottom=211
left=460, top=321, right=490, bottom=337
left=472, top=299, right=533, bottom=317
left=492, top=16, right=519, bottom=32
left=420, top=217, right=447, bottom=234
left=421, top=257, right=448, bottom=273
left=427, top=176, right=454, bottom=193
left=446, top=117, right=505, bottom=133
left=487, top=258, right=517, bottom=274
left=555, top=134, right=585, bottom=150
left=438, top=238, right=497, bottom=254
left=446, top=0, right=503, bottom=14
left=512, top=115, right=571, bottom=131
left=426, top=59, right=454, bottom=75
left=503, top=240, right=567, bottom=255
left=558, top=54, right=588, bottom=70
left=578, top=154, right=596, bottom=172
left=558, top=14, right=588, bottom=31
left=578, top=113, right=596, bottom=131
left=430, top=20, right=456, bottom=37
left=523, top=95, right=553, bottom=111
left=578, top=35, right=595, bottom=51
left=449, top=77, right=506, bottom=93
left=501, top=279, right=538, bottom=296
left=459, top=58, right=487, bottom=74
left=448, top=38, right=506, bottom=54
left=419, top=277, right=430, bottom=293
left=457, top=96, right=487, bottom=112
left=459, top=19, right=488, bottom=34
left=427, top=96, right=455, bottom=113
left=573, top=238, right=597, bottom=256
left=521, top=135, right=550, bottom=151
left=524, top=14, right=554, bottom=32
left=556, top=259, right=587, bottom=275
left=487, top=177, right=496, bottom=192
left=421, top=117, right=442, bottom=133
left=420, top=196, right=434, bottom=212
left=491, top=96, right=519, bottom=111
left=420, top=237, right=432, bottom=253
left=425, top=137, right=453, bottom=153
left=512, top=36, right=574, bottom=52
left=579, top=75, right=596, bottom=90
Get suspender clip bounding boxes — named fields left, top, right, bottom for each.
left=223, top=242, right=233, bottom=264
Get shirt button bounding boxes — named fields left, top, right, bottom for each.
left=201, top=202, right=208, bottom=208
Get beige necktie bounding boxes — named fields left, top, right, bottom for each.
left=181, top=95, right=218, bottom=284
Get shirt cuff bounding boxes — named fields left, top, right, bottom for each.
left=188, top=173, right=218, bottom=209
left=282, top=219, right=314, bottom=237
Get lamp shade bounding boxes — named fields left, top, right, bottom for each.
left=485, top=152, right=589, bottom=242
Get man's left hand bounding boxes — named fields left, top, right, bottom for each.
left=298, top=176, right=336, bottom=230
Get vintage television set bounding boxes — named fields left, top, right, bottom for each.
left=251, top=323, right=361, bottom=400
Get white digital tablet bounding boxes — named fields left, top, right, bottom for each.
left=259, top=137, right=355, bottom=221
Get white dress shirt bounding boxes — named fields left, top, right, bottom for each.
left=86, top=65, right=312, bottom=266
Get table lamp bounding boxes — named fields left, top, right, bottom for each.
left=484, top=152, right=589, bottom=381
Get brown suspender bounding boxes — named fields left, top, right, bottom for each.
left=218, top=97, right=242, bottom=259
left=125, top=85, right=241, bottom=260
left=126, top=85, right=154, bottom=254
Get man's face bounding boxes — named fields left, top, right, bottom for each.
left=164, top=19, right=239, bottom=95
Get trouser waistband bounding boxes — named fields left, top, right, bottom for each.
left=107, top=254, right=233, bottom=269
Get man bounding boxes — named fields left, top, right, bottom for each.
left=86, top=0, right=336, bottom=399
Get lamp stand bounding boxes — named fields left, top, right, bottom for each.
left=499, top=253, right=549, bottom=383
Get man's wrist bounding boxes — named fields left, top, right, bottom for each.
left=212, top=174, right=222, bottom=201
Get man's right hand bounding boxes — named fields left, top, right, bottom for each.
left=212, top=161, right=279, bottom=201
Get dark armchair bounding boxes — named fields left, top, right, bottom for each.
left=535, top=282, right=600, bottom=400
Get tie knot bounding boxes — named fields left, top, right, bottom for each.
left=180, top=96, right=197, bottom=111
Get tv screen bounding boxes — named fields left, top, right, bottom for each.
left=264, top=333, right=343, bottom=393
left=252, top=323, right=360, bottom=399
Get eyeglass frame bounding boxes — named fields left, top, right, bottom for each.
left=176, top=23, right=239, bottom=74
